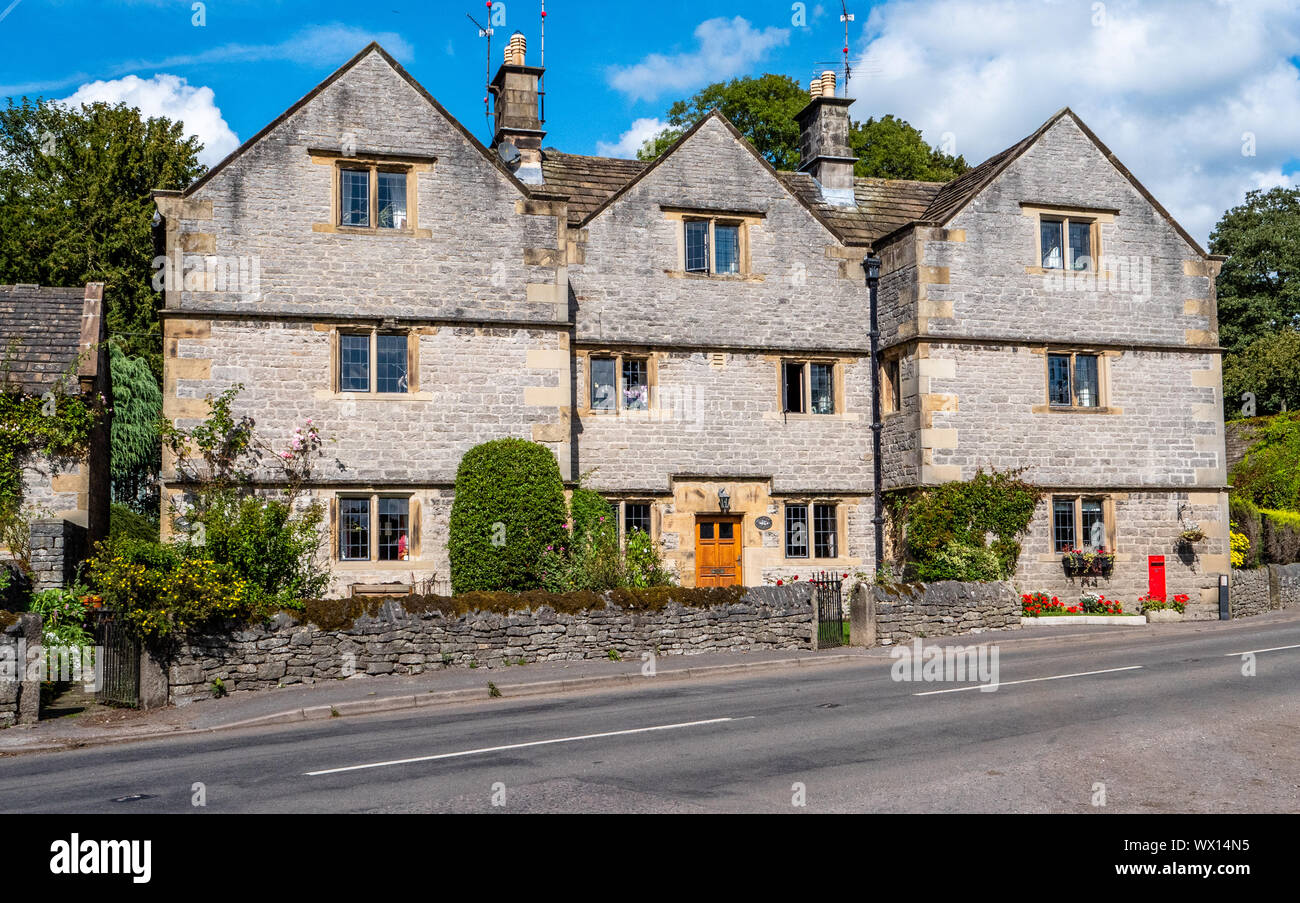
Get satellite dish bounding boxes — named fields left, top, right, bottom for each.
left=498, top=140, right=522, bottom=171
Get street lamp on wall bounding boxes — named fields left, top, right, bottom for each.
left=718, top=487, right=732, bottom=515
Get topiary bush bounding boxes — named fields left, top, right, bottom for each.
left=449, top=439, right=568, bottom=594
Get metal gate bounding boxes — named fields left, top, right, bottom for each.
left=90, top=610, right=140, bottom=707
left=813, top=572, right=845, bottom=649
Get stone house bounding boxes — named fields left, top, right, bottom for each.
left=0, top=283, right=111, bottom=590
left=154, top=40, right=1229, bottom=615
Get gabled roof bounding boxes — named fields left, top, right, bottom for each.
left=569, top=110, right=853, bottom=243
left=179, top=42, right=530, bottom=199
left=914, top=107, right=1210, bottom=258
left=0, top=284, right=101, bottom=394
left=780, top=172, right=943, bottom=245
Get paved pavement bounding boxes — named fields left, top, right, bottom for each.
left=1, top=609, right=1297, bottom=813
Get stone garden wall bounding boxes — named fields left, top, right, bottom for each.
left=167, top=585, right=814, bottom=705
left=1232, top=564, right=1300, bottom=618
left=0, top=612, right=41, bottom=727
left=29, top=519, right=89, bottom=593
left=869, top=580, right=1021, bottom=646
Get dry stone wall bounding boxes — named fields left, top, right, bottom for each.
left=167, top=585, right=814, bottom=705
left=870, top=580, right=1020, bottom=646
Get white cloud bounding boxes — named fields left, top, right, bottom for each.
left=62, top=74, right=239, bottom=168
left=849, top=0, right=1300, bottom=244
left=607, top=17, right=790, bottom=103
left=596, top=117, right=669, bottom=159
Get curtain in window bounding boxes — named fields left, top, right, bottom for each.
left=622, top=358, right=649, bottom=411
left=1041, top=220, right=1063, bottom=269
left=685, top=221, right=710, bottom=273
left=590, top=358, right=616, bottom=411
left=341, top=169, right=369, bottom=227
left=810, top=363, right=834, bottom=414
left=714, top=224, right=740, bottom=275
left=1082, top=500, right=1105, bottom=550
left=1074, top=355, right=1099, bottom=407
left=378, top=498, right=410, bottom=561
left=377, top=172, right=408, bottom=230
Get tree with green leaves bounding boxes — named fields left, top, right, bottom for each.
left=635, top=74, right=967, bottom=182
left=1209, top=186, right=1300, bottom=355
left=0, top=98, right=206, bottom=379
left=1223, top=328, right=1300, bottom=419
left=109, top=345, right=163, bottom=513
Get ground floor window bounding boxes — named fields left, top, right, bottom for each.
left=623, top=502, right=652, bottom=537
left=785, top=503, right=839, bottom=559
left=1052, top=495, right=1109, bottom=552
left=338, top=494, right=412, bottom=561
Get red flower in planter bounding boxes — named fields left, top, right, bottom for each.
left=776, top=580, right=784, bottom=586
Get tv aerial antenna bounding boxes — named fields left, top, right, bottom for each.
left=466, top=2, right=497, bottom=138
left=839, top=0, right=854, bottom=94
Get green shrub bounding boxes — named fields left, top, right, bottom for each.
left=570, top=486, right=616, bottom=545
left=87, top=537, right=256, bottom=639
left=29, top=584, right=93, bottom=648
left=449, top=439, right=568, bottom=594
left=197, top=495, right=327, bottom=608
left=1231, top=413, right=1300, bottom=511
left=539, top=497, right=675, bottom=593
left=1261, top=509, right=1300, bottom=564
left=893, top=470, right=1042, bottom=582
left=109, top=502, right=160, bottom=544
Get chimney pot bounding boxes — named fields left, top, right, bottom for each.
left=505, top=33, right=527, bottom=66
left=810, top=75, right=823, bottom=99
left=820, top=70, right=837, bottom=97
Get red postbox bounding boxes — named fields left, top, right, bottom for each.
left=1148, top=556, right=1166, bottom=601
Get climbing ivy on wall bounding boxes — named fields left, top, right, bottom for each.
left=0, top=388, right=99, bottom=513
left=889, top=470, right=1044, bottom=583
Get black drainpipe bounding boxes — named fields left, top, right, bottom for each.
left=863, top=254, right=884, bottom=573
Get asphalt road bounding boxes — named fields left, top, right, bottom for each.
left=3, top=615, right=1298, bottom=813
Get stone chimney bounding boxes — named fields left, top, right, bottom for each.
left=796, top=70, right=857, bottom=206
left=491, top=32, right=545, bottom=184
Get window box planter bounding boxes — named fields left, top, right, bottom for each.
left=1061, top=549, right=1115, bottom=578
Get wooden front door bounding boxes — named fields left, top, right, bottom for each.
left=695, top=517, right=742, bottom=588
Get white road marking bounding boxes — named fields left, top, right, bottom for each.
left=913, top=665, right=1143, bottom=696
left=1223, top=643, right=1300, bottom=657
left=304, top=717, right=743, bottom=776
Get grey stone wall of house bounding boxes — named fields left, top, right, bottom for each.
left=1016, top=491, right=1226, bottom=619
left=870, top=580, right=1020, bottom=646
left=166, top=585, right=814, bottom=705
left=1231, top=563, right=1300, bottom=617
left=28, top=518, right=89, bottom=592
left=571, top=116, right=866, bottom=352
left=1230, top=568, right=1273, bottom=618
left=0, top=613, right=42, bottom=726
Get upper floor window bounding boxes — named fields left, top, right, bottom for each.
left=1040, top=216, right=1095, bottom=271
left=338, top=330, right=411, bottom=395
left=782, top=360, right=836, bottom=415
left=337, top=164, right=410, bottom=231
left=1047, top=351, right=1100, bottom=409
left=684, top=217, right=744, bottom=276
left=586, top=352, right=652, bottom=413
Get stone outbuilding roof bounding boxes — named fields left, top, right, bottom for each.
left=0, top=283, right=105, bottom=395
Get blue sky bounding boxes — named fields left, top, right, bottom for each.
left=3, top=0, right=1300, bottom=243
